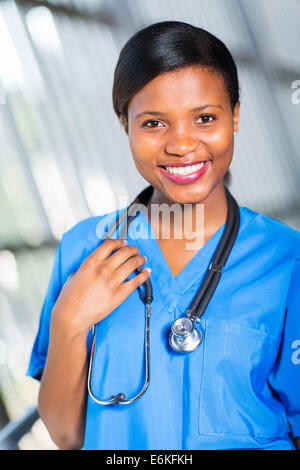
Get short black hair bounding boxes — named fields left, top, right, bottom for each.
left=112, top=20, right=240, bottom=122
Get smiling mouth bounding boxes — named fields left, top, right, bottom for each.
left=159, top=160, right=209, bottom=175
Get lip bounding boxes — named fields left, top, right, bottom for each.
left=158, top=160, right=211, bottom=185
left=158, top=159, right=209, bottom=168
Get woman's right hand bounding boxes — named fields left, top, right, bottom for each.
left=51, top=238, right=150, bottom=338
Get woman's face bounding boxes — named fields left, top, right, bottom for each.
left=122, top=66, right=240, bottom=205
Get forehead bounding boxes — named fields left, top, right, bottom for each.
left=128, top=66, right=229, bottom=117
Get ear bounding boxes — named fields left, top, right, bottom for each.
left=120, top=114, right=129, bottom=135
left=233, top=100, right=240, bottom=134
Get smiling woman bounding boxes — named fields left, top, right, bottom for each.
left=113, top=23, right=240, bottom=261
left=118, top=64, right=241, bottom=276
left=27, top=21, right=300, bottom=451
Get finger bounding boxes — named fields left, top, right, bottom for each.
left=107, top=244, right=140, bottom=271
left=119, top=267, right=151, bottom=297
left=88, top=238, right=127, bottom=263
left=114, top=254, right=148, bottom=282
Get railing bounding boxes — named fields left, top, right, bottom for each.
left=0, top=406, right=39, bottom=450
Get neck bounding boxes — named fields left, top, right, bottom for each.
left=145, top=182, right=228, bottom=243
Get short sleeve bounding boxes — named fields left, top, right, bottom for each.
left=268, top=258, right=300, bottom=437
left=26, top=238, right=64, bottom=381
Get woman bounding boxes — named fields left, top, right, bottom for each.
left=27, top=21, right=300, bottom=450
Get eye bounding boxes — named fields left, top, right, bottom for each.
left=196, top=114, right=215, bottom=124
left=142, top=114, right=216, bottom=128
left=142, top=120, right=164, bottom=128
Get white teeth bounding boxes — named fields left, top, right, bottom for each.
left=165, top=162, right=205, bottom=175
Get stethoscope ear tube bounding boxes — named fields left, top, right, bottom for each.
left=196, top=193, right=240, bottom=318
left=87, top=301, right=152, bottom=405
left=87, top=188, right=154, bottom=406
left=87, top=326, right=123, bottom=405
left=168, top=186, right=240, bottom=352
left=187, top=187, right=240, bottom=321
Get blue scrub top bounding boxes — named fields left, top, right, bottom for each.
left=27, top=202, right=300, bottom=450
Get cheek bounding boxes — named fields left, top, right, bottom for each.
left=209, top=126, right=234, bottom=160
left=129, top=129, right=162, bottom=163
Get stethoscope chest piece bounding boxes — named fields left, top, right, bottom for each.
left=169, top=317, right=202, bottom=352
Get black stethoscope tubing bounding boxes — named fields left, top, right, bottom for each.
left=189, top=186, right=240, bottom=320
left=87, top=185, right=240, bottom=405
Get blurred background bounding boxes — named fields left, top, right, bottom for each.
left=0, top=0, right=299, bottom=450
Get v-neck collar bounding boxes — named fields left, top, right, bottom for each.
left=129, top=207, right=230, bottom=296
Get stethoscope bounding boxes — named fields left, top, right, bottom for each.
left=87, top=184, right=240, bottom=406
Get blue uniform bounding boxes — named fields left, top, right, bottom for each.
left=27, top=203, right=300, bottom=450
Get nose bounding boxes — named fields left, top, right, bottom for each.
left=165, top=130, right=200, bottom=157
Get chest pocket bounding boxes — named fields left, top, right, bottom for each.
left=198, top=318, right=288, bottom=438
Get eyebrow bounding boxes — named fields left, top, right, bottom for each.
left=135, top=104, right=223, bottom=120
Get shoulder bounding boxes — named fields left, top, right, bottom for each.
left=240, top=205, right=300, bottom=260
left=58, top=208, right=124, bottom=279
left=62, top=209, right=121, bottom=242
